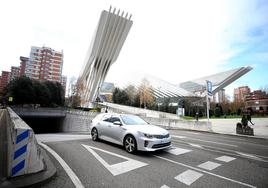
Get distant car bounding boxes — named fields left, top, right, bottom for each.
left=90, top=113, right=171, bottom=153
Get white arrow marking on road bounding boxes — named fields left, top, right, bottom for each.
left=236, top=152, right=261, bottom=160
left=171, top=135, right=238, bottom=147
left=189, top=143, right=203, bottom=149
left=82, top=144, right=148, bottom=176
left=172, top=135, right=187, bottom=139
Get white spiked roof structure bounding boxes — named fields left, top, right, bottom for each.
left=79, top=7, right=133, bottom=107
left=111, top=66, right=252, bottom=100
left=179, top=66, right=253, bottom=96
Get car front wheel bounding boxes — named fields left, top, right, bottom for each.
left=91, top=128, right=98, bottom=141
left=124, top=135, right=137, bottom=153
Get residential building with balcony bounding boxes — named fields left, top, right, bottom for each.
left=0, top=71, right=10, bottom=94
left=245, top=90, right=268, bottom=114
left=10, top=66, right=20, bottom=81
left=234, top=86, right=251, bottom=103
left=19, top=56, right=29, bottom=76
left=28, top=46, right=64, bottom=83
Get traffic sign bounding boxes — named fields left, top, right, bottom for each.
left=206, top=80, right=212, bottom=96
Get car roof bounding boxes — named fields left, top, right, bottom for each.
left=101, top=113, right=134, bottom=117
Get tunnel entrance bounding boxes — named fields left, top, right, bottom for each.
left=21, top=117, right=64, bottom=134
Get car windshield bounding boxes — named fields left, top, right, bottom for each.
left=120, top=115, right=148, bottom=125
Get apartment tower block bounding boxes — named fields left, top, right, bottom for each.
left=28, top=46, right=63, bottom=82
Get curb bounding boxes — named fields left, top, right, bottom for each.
left=0, top=147, right=56, bottom=188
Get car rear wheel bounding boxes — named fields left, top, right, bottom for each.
left=124, top=135, right=137, bottom=153
left=91, top=128, right=98, bottom=141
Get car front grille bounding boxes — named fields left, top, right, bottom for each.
left=152, top=142, right=171, bottom=149
left=154, top=134, right=170, bottom=139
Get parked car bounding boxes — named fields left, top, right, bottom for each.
left=90, top=113, right=171, bottom=153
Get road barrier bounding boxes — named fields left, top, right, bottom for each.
left=5, top=108, right=45, bottom=177
left=0, top=109, right=8, bottom=180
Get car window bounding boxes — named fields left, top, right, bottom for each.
left=109, top=117, right=121, bottom=123
left=120, top=115, right=148, bottom=125
left=102, top=114, right=112, bottom=122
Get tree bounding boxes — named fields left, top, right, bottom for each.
left=5, top=76, right=35, bottom=105
left=214, top=105, right=221, bottom=117
left=75, top=78, right=86, bottom=106
left=32, top=80, right=51, bottom=106
left=112, top=87, right=130, bottom=105
left=4, top=76, right=65, bottom=107
left=43, top=81, right=64, bottom=106
left=125, top=85, right=138, bottom=106
left=139, top=78, right=155, bottom=109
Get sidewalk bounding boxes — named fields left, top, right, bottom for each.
left=199, top=118, right=268, bottom=139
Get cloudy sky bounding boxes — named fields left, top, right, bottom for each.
left=0, top=0, right=267, bottom=99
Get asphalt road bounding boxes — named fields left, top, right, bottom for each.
left=35, top=130, right=268, bottom=188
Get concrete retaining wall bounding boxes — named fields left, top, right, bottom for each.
left=61, top=110, right=211, bottom=133
left=102, top=102, right=180, bottom=119
left=62, top=110, right=98, bottom=132
left=1, top=108, right=45, bottom=178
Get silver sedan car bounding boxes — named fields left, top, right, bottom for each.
left=90, top=113, right=171, bottom=153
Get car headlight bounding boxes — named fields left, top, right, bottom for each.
left=144, top=133, right=154, bottom=138
left=138, top=131, right=154, bottom=138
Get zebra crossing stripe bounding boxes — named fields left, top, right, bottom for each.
left=175, top=170, right=203, bottom=186
left=11, top=129, right=30, bottom=176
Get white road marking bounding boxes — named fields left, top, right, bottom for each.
left=172, top=139, right=268, bottom=163
left=36, top=134, right=91, bottom=143
left=216, top=156, right=236, bottom=163
left=189, top=143, right=203, bottom=148
left=165, top=147, right=192, bottom=155
left=160, top=185, right=170, bottom=188
left=154, top=155, right=256, bottom=188
left=197, top=161, right=222, bottom=171
left=172, top=135, right=238, bottom=147
left=174, top=169, right=203, bottom=186
left=172, top=135, right=187, bottom=139
left=236, top=152, right=261, bottom=160
left=82, top=144, right=148, bottom=176
left=39, top=142, right=84, bottom=188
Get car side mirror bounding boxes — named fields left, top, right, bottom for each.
left=113, top=121, right=122, bottom=126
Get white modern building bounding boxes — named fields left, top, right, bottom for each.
left=79, top=7, right=133, bottom=107
left=110, top=66, right=253, bottom=103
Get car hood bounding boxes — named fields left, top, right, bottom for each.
left=125, top=124, right=169, bottom=135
